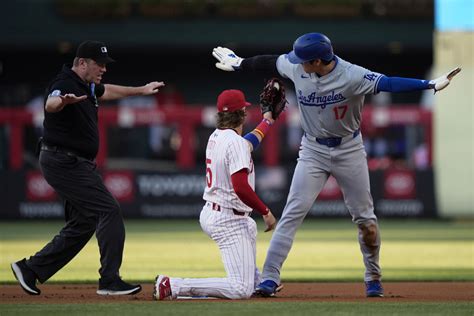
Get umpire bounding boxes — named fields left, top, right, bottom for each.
left=11, top=40, right=165, bottom=296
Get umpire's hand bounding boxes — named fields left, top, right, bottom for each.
left=45, top=93, right=87, bottom=113
left=59, top=94, right=87, bottom=105
left=141, top=81, right=165, bottom=95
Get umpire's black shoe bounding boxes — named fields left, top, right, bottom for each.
left=11, top=258, right=41, bottom=295
left=97, top=278, right=142, bottom=295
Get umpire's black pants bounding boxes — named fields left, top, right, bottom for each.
left=26, top=150, right=125, bottom=284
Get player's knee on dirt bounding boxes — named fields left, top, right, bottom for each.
left=228, top=280, right=254, bottom=299
left=358, top=221, right=379, bottom=247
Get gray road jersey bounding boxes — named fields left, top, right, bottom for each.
left=276, top=55, right=383, bottom=138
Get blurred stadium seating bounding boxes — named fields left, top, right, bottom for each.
left=0, top=0, right=451, bottom=219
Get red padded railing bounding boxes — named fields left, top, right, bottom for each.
left=0, top=105, right=432, bottom=170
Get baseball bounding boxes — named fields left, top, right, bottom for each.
left=273, top=82, right=280, bottom=90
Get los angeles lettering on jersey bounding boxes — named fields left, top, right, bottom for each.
left=297, top=90, right=346, bottom=108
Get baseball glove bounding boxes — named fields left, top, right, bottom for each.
left=259, top=78, right=287, bottom=120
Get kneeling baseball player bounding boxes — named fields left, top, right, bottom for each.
left=153, top=80, right=286, bottom=300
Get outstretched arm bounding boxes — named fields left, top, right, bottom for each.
left=212, top=46, right=280, bottom=76
left=45, top=94, right=87, bottom=113
left=377, top=67, right=461, bottom=93
left=241, top=55, right=280, bottom=75
left=100, top=81, right=165, bottom=101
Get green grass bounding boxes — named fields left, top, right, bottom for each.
left=1, top=219, right=473, bottom=283
left=1, top=219, right=473, bottom=315
left=1, top=302, right=473, bottom=316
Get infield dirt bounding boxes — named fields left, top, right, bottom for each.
left=1, top=282, right=473, bottom=303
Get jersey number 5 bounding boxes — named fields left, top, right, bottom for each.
left=206, top=158, right=212, bottom=188
left=333, top=105, right=348, bottom=120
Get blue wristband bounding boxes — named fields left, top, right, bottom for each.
left=377, top=76, right=431, bottom=93
left=244, top=132, right=261, bottom=150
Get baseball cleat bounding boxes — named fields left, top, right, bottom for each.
left=254, top=280, right=284, bottom=297
left=11, top=259, right=41, bottom=295
left=96, top=278, right=142, bottom=295
left=365, top=280, right=384, bottom=297
left=153, top=275, right=173, bottom=300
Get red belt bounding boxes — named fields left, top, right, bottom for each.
left=211, top=202, right=247, bottom=216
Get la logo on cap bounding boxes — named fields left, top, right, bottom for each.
left=101, top=47, right=107, bottom=53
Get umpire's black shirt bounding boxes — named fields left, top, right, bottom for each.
left=43, top=64, right=105, bottom=160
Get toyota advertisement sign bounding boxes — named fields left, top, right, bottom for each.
left=0, top=166, right=436, bottom=219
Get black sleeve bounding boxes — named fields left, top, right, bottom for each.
left=95, top=83, right=105, bottom=98
left=240, top=55, right=280, bottom=76
left=43, top=78, right=74, bottom=109
left=48, top=79, right=72, bottom=96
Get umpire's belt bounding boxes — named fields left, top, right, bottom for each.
left=41, top=144, right=86, bottom=159
left=206, top=202, right=249, bottom=217
left=305, top=129, right=360, bottom=148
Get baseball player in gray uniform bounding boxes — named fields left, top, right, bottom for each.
left=212, top=32, right=461, bottom=297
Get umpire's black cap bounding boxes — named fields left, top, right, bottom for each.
left=76, top=40, right=115, bottom=64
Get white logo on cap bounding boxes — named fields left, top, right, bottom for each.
left=101, top=47, right=107, bottom=53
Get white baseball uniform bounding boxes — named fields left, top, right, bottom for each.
left=168, top=128, right=261, bottom=299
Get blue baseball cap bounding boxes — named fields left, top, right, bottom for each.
left=288, top=32, right=334, bottom=64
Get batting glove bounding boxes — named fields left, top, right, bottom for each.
left=212, top=47, right=243, bottom=71
left=428, top=67, right=461, bottom=93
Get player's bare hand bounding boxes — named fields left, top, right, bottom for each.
left=59, top=94, right=87, bottom=105
left=263, top=211, right=276, bottom=232
left=212, top=47, right=243, bottom=71
left=429, top=67, right=461, bottom=93
left=263, top=112, right=275, bottom=124
left=142, top=81, right=165, bottom=95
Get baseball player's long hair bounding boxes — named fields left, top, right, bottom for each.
left=216, top=109, right=246, bottom=129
